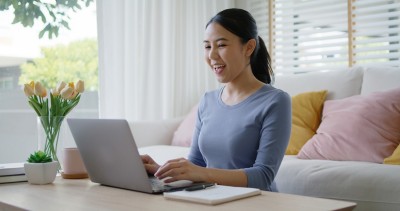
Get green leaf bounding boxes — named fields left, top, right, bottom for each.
left=36, top=8, right=46, bottom=23
left=39, top=24, right=51, bottom=39
left=0, top=0, right=12, bottom=10
left=85, top=0, right=92, bottom=7
left=48, top=10, right=57, bottom=21
left=28, top=100, right=41, bottom=116
left=27, top=150, right=53, bottom=163
left=3, top=0, right=93, bottom=39
left=54, top=26, right=59, bottom=37
left=60, top=20, right=70, bottom=30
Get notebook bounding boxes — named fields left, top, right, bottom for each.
left=0, top=163, right=25, bottom=176
left=164, top=185, right=262, bottom=205
left=67, top=118, right=193, bottom=194
left=0, top=163, right=27, bottom=184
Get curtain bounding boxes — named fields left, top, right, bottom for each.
left=96, top=0, right=234, bottom=121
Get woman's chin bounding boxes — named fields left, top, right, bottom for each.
left=216, top=77, right=228, bottom=83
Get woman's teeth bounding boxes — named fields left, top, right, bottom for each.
left=213, top=65, right=225, bottom=74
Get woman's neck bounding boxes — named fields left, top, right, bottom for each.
left=221, top=72, right=265, bottom=106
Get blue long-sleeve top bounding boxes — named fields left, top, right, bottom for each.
left=188, top=84, right=291, bottom=191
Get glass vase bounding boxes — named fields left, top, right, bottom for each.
left=37, top=116, right=65, bottom=171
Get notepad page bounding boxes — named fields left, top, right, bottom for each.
left=163, top=185, right=261, bottom=205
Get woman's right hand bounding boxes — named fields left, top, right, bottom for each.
left=140, top=154, right=160, bottom=175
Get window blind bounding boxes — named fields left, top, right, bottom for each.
left=272, top=0, right=349, bottom=73
left=244, top=0, right=400, bottom=74
left=351, top=0, right=400, bottom=67
left=246, top=0, right=270, bottom=50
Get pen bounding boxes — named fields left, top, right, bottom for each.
left=184, top=183, right=215, bottom=191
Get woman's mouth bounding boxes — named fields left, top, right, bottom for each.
left=213, top=65, right=225, bottom=74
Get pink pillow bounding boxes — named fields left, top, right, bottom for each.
left=171, top=105, right=198, bottom=147
left=298, top=87, right=400, bottom=163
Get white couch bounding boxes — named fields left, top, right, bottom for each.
left=133, top=66, right=400, bottom=211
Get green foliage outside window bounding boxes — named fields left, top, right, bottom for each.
left=19, top=39, right=98, bottom=91
left=0, top=0, right=93, bottom=39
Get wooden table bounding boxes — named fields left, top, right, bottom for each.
left=0, top=177, right=356, bottom=211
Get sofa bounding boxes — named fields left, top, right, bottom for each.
left=132, top=66, right=400, bottom=211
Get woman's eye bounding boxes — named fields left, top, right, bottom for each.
left=204, top=45, right=211, bottom=49
left=218, top=44, right=226, bottom=47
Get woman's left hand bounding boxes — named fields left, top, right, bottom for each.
left=154, top=158, right=206, bottom=183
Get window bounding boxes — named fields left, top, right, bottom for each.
left=273, top=0, right=349, bottom=73
left=241, top=0, right=270, bottom=57
left=0, top=76, right=13, bottom=90
left=244, top=0, right=400, bottom=73
left=0, top=3, right=98, bottom=164
left=351, top=0, right=400, bottom=66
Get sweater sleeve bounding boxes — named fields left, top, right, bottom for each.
left=243, top=91, right=292, bottom=191
left=188, top=96, right=206, bottom=167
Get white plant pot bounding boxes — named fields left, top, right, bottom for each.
left=24, top=161, right=59, bottom=185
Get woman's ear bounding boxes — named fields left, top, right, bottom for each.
left=245, top=39, right=257, bottom=57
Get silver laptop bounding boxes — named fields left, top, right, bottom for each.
left=67, top=118, right=193, bottom=194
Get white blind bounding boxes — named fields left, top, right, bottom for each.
left=352, top=0, right=400, bottom=67
left=243, top=0, right=400, bottom=73
left=272, top=0, right=349, bottom=73
left=245, top=0, right=269, bottom=48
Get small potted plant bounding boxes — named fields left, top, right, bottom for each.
left=24, top=150, right=59, bottom=185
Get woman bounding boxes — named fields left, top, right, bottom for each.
left=142, top=8, right=291, bottom=191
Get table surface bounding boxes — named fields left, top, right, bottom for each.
left=0, top=177, right=356, bottom=211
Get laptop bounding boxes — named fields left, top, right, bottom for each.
left=67, top=118, right=194, bottom=194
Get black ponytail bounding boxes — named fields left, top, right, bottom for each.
left=206, top=8, right=274, bottom=84
left=251, top=36, right=273, bottom=84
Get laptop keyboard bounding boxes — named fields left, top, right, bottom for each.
left=149, top=177, right=166, bottom=191
left=149, top=177, right=195, bottom=192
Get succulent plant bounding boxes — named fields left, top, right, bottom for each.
left=27, top=150, right=53, bottom=163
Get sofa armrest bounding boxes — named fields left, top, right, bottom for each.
left=129, top=117, right=184, bottom=147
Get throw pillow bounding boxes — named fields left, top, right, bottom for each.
left=171, top=105, right=198, bottom=147
left=384, top=145, right=400, bottom=165
left=285, top=90, right=328, bottom=155
left=297, top=87, right=400, bottom=163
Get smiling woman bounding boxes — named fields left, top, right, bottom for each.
left=0, top=2, right=99, bottom=164
left=140, top=8, right=291, bottom=192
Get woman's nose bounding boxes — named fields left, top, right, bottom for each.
left=208, top=47, right=219, bottom=60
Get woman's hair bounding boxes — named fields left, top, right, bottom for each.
left=206, top=8, right=273, bottom=84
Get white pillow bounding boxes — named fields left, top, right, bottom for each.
left=361, top=66, right=400, bottom=95
left=273, top=66, right=364, bottom=100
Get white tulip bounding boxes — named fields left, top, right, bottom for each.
left=60, top=86, right=74, bottom=99
left=75, top=80, right=85, bottom=93
left=51, top=88, right=60, bottom=96
left=23, top=82, right=35, bottom=97
left=56, top=81, right=67, bottom=93
left=34, top=82, right=47, bottom=97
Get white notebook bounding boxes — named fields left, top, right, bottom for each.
left=0, top=174, right=27, bottom=184
left=0, top=163, right=25, bottom=176
left=163, top=185, right=261, bottom=205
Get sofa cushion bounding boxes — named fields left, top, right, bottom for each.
left=286, top=90, right=327, bottom=155
left=273, top=66, right=363, bottom=100
left=297, top=87, right=400, bottom=163
left=130, top=118, right=184, bottom=147
left=275, top=155, right=400, bottom=211
left=138, top=145, right=190, bottom=164
left=171, top=105, right=198, bottom=147
left=384, top=145, right=400, bottom=165
left=361, top=66, right=400, bottom=95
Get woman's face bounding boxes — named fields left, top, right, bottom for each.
left=204, top=23, right=254, bottom=83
